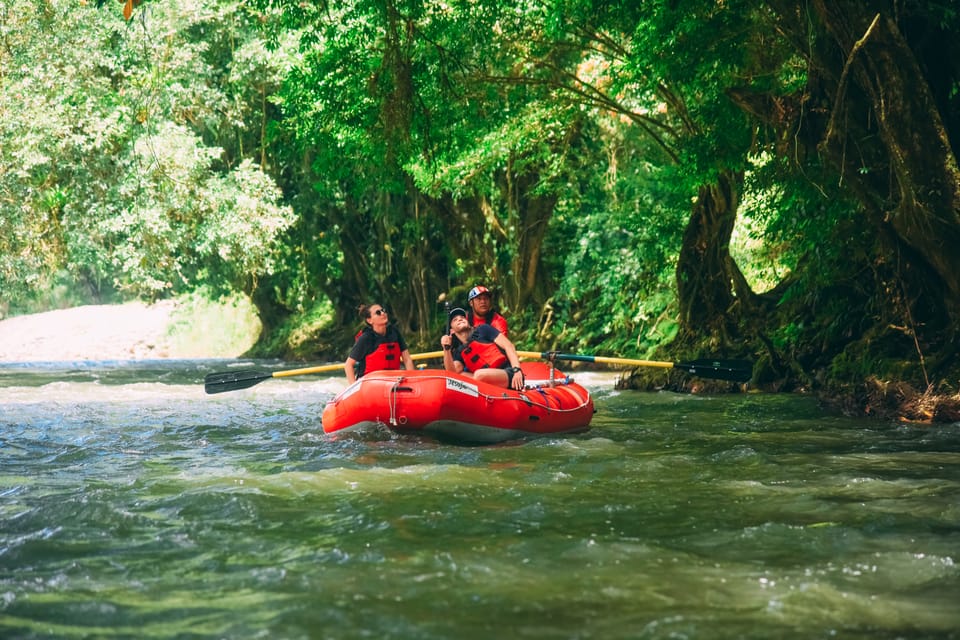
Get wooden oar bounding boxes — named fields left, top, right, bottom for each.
left=516, top=351, right=752, bottom=383
left=204, top=351, right=445, bottom=394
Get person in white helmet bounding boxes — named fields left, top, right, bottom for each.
left=466, top=285, right=508, bottom=337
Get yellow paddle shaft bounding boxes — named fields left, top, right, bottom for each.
left=271, top=350, right=446, bottom=379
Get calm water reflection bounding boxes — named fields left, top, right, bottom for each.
left=1, top=360, right=958, bottom=639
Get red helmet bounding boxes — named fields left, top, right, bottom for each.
left=468, top=285, right=491, bottom=301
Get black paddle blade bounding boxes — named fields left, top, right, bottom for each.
left=204, top=369, right=273, bottom=394
left=673, top=359, right=753, bottom=383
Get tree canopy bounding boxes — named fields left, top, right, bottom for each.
left=3, top=0, right=959, bottom=416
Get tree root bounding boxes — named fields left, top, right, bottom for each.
left=819, top=377, right=960, bottom=423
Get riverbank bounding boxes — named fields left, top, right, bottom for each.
left=0, top=298, right=260, bottom=362
left=3, top=300, right=957, bottom=424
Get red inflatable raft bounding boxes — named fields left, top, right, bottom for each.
left=321, top=361, right=594, bottom=443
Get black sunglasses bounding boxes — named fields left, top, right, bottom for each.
left=372, top=309, right=388, bottom=316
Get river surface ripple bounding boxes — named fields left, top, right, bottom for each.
left=1, top=360, right=958, bottom=639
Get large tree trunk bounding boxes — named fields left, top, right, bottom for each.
left=759, top=0, right=960, bottom=328
left=248, top=273, right=290, bottom=339
left=810, top=1, right=960, bottom=317
left=501, top=164, right=556, bottom=312
left=675, top=170, right=746, bottom=346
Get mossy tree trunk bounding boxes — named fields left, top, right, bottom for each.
left=752, top=1, right=960, bottom=349
left=808, top=2, right=960, bottom=321
left=675, top=170, right=750, bottom=348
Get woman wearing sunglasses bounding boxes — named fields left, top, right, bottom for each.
left=344, top=304, right=414, bottom=383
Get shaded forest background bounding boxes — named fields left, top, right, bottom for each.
left=2, top=0, right=959, bottom=419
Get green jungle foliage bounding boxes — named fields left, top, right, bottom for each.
left=1, top=0, right=295, bottom=309
left=2, top=0, right=959, bottom=403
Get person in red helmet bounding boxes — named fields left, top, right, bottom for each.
left=466, top=285, right=509, bottom=337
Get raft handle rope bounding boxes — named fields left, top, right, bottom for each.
left=352, top=374, right=591, bottom=414
left=388, top=377, right=406, bottom=425
left=544, top=351, right=557, bottom=386
left=435, top=374, right=589, bottom=413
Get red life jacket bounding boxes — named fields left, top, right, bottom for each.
left=362, top=341, right=403, bottom=375
left=469, top=310, right=508, bottom=337
left=459, top=340, right=507, bottom=372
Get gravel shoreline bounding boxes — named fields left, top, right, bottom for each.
left=0, top=302, right=182, bottom=362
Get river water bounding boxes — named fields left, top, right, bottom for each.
left=1, top=360, right=958, bottom=639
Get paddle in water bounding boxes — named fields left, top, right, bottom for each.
left=204, top=363, right=343, bottom=394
